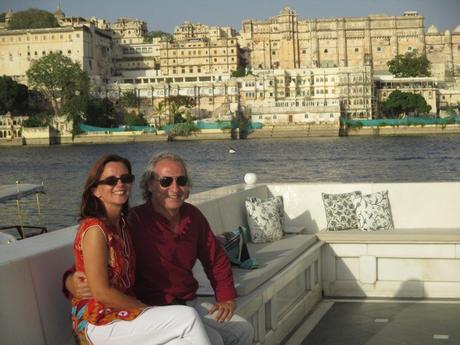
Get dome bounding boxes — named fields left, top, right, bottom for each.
left=5, top=9, right=13, bottom=19
left=453, top=25, right=460, bottom=33
left=426, top=25, right=438, bottom=34
left=54, top=2, right=65, bottom=19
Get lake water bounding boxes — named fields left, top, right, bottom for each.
left=1, top=135, right=459, bottom=231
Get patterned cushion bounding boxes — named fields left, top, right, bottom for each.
left=322, top=191, right=361, bottom=231
left=351, top=190, right=394, bottom=231
left=245, top=196, right=284, bottom=243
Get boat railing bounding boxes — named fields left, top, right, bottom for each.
left=0, top=181, right=47, bottom=239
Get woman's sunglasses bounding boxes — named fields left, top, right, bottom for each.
left=96, top=174, right=135, bottom=186
left=158, top=176, right=188, bottom=188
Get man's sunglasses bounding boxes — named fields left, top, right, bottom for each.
left=158, top=176, right=188, bottom=188
left=96, top=174, right=135, bottom=186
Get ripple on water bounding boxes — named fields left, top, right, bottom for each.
left=0, top=135, right=459, bottom=230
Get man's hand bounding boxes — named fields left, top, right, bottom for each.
left=66, top=271, right=92, bottom=299
left=208, top=299, right=235, bottom=323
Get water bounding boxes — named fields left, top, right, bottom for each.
left=1, top=135, right=459, bottom=230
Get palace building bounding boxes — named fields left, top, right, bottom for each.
left=1, top=6, right=459, bottom=123
left=240, top=8, right=460, bottom=82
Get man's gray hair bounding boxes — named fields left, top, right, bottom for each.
left=140, top=152, right=191, bottom=200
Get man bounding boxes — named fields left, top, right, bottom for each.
left=67, top=152, right=254, bottom=345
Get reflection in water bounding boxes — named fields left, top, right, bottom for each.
left=0, top=136, right=459, bottom=230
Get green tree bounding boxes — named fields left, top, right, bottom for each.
left=0, top=76, right=29, bottom=114
left=387, top=52, right=431, bottom=77
left=8, top=9, right=59, bottom=30
left=22, top=112, right=52, bottom=127
left=143, top=30, right=172, bottom=43
left=62, top=95, right=117, bottom=130
left=232, top=66, right=248, bottom=78
left=120, top=90, right=138, bottom=108
left=381, top=90, right=432, bottom=118
left=123, top=112, right=148, bottom=126
left=168, top=122, right=200, bottom=138
left=0, top=13, right=5, bottom=22
left=26, top=52, right=89, bottom=115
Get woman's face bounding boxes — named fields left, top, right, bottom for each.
left=92, top=161, right=132, bottom=210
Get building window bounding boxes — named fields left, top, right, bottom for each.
left=324, top=49, right=328, bottom=53
left=302, top=49, right=306, bottom=54
left=354, top=48, right=359, bottom=52
left=272, top=51, right=276, bottom=55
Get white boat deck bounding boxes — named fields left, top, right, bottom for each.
left=0, top=181, right=459, bottom=345
left=287, top=299, right=460, bottom=345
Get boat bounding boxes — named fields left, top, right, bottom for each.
left=0, top=182, right=47, bottom=241
left=229, top=147, right=237, bottom=154
left=0, top=177, right=459, bottom=345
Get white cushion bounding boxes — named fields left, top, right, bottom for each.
left=322, top=191, right=361, bottom=231
left=352, top=190, right=394, bottom=231
left=245, top=196, right=284, bottom=243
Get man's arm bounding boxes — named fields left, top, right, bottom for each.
left=64, top=270, right=93, bottom=299
left=195, top=209, right=238, bottom=322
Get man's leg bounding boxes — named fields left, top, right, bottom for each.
left=188, top=300, right=254, bottom=345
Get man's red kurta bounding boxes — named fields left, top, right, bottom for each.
left=127, top=200, right=237, bottom=306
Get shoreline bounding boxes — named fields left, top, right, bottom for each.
left=1, top=124, right=460, bottom=146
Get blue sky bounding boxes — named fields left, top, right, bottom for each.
left=2, top=0, right=459, bottom=33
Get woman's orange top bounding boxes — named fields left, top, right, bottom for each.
left=71, top=217, right=144, bottom=343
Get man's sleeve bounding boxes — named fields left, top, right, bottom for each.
left=196, top=211, right=237, bottom=302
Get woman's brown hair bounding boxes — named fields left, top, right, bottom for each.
left=80, top=154, right=132, bottom=220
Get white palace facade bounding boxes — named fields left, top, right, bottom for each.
left=1, top=6, right=460, bottom=123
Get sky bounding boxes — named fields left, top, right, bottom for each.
left=2, top=0, right=460, bottom=33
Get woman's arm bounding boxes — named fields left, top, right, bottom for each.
left=82, top=226, right=147, bottom=309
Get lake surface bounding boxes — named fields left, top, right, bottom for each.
left=1, top=135, right=459, bottom=231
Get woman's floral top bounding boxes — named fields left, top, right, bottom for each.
left=71, top=217, right=144, bottom=344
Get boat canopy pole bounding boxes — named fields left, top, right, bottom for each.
left=35, top=182, right=45, bottom=229
left=15, top=181, right=26, bottom=239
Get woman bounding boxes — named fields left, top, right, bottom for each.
left=72, top=154, right=211, bottom=345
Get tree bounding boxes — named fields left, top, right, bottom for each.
left=62, top=95, right=117, bottom=130
left=0, top=76, right=29, bottom=114
left=22, top=112, right=52, bottom=127
left=123, top=112, right=148, bottom=126
left=120, top=90, right=138, bottom=108
left=0, top=13, right=5, bottom=22
left=166, top=95, right=196, bottom=124
left=143, top=30, right=172, bottom=43
left=232, top=67, right=248, bottom=78
left=387, top=52, right=431, bottom=77
left=26, top=53, right=89, bottom=115
left=381, top=90, right=432, bottom=118
left=168, top=122, right=200, bottom=139
left=8, top=9, right=59, bottom=30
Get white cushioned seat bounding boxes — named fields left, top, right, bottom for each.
left=232, top=234, right=317, bottom=296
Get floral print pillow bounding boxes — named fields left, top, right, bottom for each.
left=351, top=190, right=394, bottom=231
left=322, top=191, right=362, bottom=231
left=245, top=196, right=284, bottom=243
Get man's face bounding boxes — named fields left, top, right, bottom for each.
left=148, top=159, right=189, bottom=215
